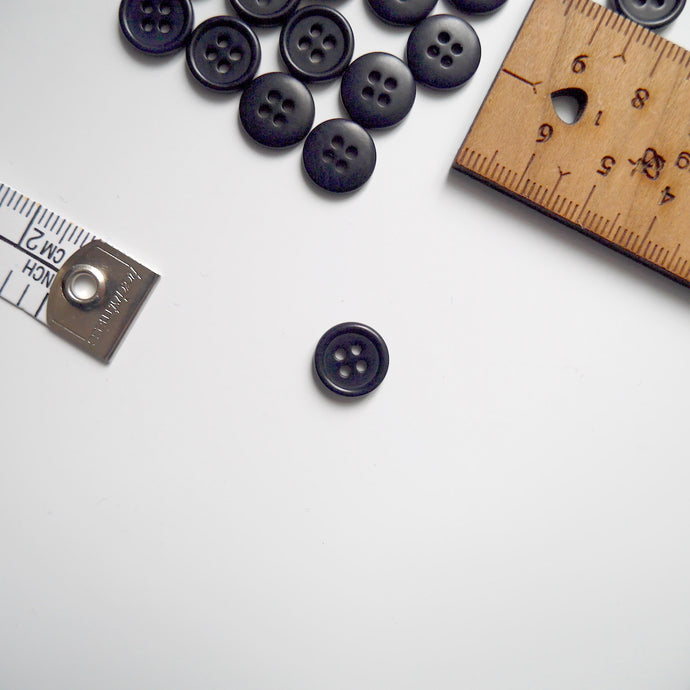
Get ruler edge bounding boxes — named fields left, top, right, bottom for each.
left=451, top=0, right=690, bottom=289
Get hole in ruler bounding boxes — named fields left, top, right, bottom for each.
left=550, top=87, right=588, bottom=125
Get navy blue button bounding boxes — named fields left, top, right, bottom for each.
left=447, top=0, right=507, bottom=12
left=302, top=119, right=376, bottom=193
left=406, top=15, right=480, bottom=89
left=240, top=73, right=315, bottom=147
left=280, top=6, right=354, bottom=83
left=314, top=323, right=389, bottom=397
left=186, top=16, right=261, bottom=92
left=341, top=52, right=416, bottom=129
left=119, top=0, right=194, bottom=56
left=367, top=0, right=437, bottom=25
left=229, top=0, right=300, bottom=27
left=611, top=0, right=685, bottom=27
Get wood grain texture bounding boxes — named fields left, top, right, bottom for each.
left=454, top=0, right=690, bottom=286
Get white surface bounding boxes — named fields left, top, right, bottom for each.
left=2, top=1, right=690, bottom=688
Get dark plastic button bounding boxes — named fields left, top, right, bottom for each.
left=119, top=0, right=194, bottom=56
left=610, top=0, right=685, bottom=28
left=366, top=0, right=437, bottom=25
left=447, top=0, right=507, bottom=12
left=314, top=323, right=389, bottom=397
left=406, top=14, right=481, bottom=89
left=280, top=6, right=354, bottom=83
left=302, top=119, right=376, bottom=193
left=229, top=0, right=300, bottom=27
left=186, top=16, right=261, bottom=92
left=341, top=52, right=416, bottom=129
left=239, top=73, right=315, bottom=147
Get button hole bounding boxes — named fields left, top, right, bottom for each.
left=334, top=348, right=347, bottom=361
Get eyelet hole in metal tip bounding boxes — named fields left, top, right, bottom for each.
left=62, top=264, right=107, bottom=309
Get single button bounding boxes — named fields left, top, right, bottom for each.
left=314, top=323, right=389, bottom=397
left=447, top=0, right=507, bottom=12
left=280, top=6, right=354, bottom=83
left=366, top=0, right=438, bottom=26
left=302, top=119, right=376, bottom=193
left=239, top=73, right=315, bottom=147
left=610, top=0, right=685, bottom=28
left=229, top=0, right=300, bottom=27
left=119, top=0, right=194, bottom=56
left=406, top=15, right=481, bottom=89
left=186, top=16, right=261, bottom=92
left=341, top=52, right=416, bottom=129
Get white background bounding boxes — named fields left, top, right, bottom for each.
left=2, top=0, right=690, bottom=688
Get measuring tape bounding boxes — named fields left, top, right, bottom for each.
left=455, top=0, right=690, bottom=287
left=0, top=181, right=158, bottom=362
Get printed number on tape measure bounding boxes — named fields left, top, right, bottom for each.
left=0, top=182, right=158, bottom=362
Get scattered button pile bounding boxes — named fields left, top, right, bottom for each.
left=119, top=0, right=686, bottom=195
left=119, top=0, right=495, bottom=193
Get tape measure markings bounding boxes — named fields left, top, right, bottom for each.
left=1, top=180, right=158, bottom=362
left=0, top=182, right=96, bottom=324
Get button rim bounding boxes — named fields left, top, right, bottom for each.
left=314, top=322, right=389, bottom=397
left=611, top=0, right=685, bottom=28
left=228, top=0, right=301, bottom=27
left=406, top=14, right=481, bottom=90
left=279, top=5, right=355, bottom=83
left=366, top=0, right=438, bottom=26
left=119, top=0, right=195, bottom=56
left=302, top=118, right=377, bottom=194
left=239, top=72, right=315, bottom=148
left=186, top=16, right=262, bottom=92
left=340, top=51, right=416, bottom=129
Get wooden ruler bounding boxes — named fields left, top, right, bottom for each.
left=454, top=0, right=690, bottom=286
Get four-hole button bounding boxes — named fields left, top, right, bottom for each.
left=406, top=14, right=481, bottom=89
left=303, top=119, right=377, bottom=193
left=341, top=52, right=416, bottom=129
left=119, top=0, right=194, bottom=55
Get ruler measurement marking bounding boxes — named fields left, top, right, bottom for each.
left=50, top=215, right=61, bottom=233
left=455, top=0, right=690, bottom=289
left=650, top=43, right=667, bottom=78
left=588, top=9, right=605, bottom=44
left=0, top=186, right=10, bottom=206
left=486, top=150, right=498, bottom=176
left=19, top=198, right=29, bottom=216
left=12, top=195, right=23, bottom=211
left=6, top=191, right=16, bottom=208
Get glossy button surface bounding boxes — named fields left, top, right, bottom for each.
left=366, top=0, right=438, bottom=26
left=314, top=323, right=389, bottom=397
left=280, top=6, right=354, bottom=82
left=611, top=0, right=685, bottom=27
left=447, top=0, right=507, bottom=12
left=302, top=119, right=376, bottom=193
left=119, top=0, right=194, bottom=55
left=240, top=72, right=315, bottom=147
left=186, top=16, right=261, bottom=92
left=406, top=14, right=481, bottom=89
left=341, top=52, right=416, bottom=129
left=229, top=0, right=300, bottom=27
